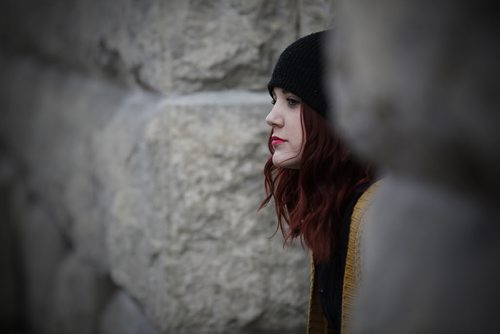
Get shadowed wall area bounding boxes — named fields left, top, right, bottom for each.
left=0, top=1, right=336, bottom=333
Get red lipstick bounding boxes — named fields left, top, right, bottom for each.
left=271, top=136, right=286, bottom=146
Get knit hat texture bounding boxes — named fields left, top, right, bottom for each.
left=268, top=30, right=329, bottom=118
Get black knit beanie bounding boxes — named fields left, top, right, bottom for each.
left=268, top=30, right=329, bottom=118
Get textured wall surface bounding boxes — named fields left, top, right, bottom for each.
left=0, top=53, right=311, bottom=333
left=1, top=0, right=333, bottom=95
left=0, top=0, right=335, bottom=332
left=330, top=0, right=500, bottom=332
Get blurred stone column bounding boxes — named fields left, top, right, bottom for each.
left=329, top=0, right=500, bottom=332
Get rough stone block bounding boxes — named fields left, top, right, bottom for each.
left=0, top=54, right=311, bottom=333
left=299, top=0, right=335, bottom=35
left=0, top=53, right=124, bottom=274
left=0, top=0, right=334, bottom=94
left=96, top=91, right=310, bottom=333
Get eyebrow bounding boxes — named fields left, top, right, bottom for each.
left=272, top=88, right=300, bottom=99
left=282, top=90, right=301, bottom=100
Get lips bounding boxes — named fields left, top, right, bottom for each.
left=271, top=136, right=286, bottom=146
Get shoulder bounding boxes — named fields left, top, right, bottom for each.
left=350, top=180, right=382, bottom=257
left=352, top=180, right=382, bottom=223
left=346, top=180, right=382, bottom=270
left=342, top=180, right=382, bottom=331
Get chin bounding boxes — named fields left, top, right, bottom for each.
left=272, top=155, right=300, bottom=169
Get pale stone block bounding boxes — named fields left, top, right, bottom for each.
left=97, top=91, right=310, bottom=333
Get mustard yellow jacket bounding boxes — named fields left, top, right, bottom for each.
left=307, top=182, right=379, bottom=334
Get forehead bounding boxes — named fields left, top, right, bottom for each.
left=271, top=87, right=292, bottom=96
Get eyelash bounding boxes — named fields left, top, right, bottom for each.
left=270, top=97, right=301, bottom=107
left=286, top=97, right=300, bottom=107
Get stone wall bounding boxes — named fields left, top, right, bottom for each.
left=0, top=0, right=335, bottom=333
left=0, top=0, right=334, bottom=95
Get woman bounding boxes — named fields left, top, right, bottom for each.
left=260, top=31, right=379, bottom=333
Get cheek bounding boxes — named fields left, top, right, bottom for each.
left=289, top=138, right=303, bottom=153
left=290, top=125, right=304, bottom=151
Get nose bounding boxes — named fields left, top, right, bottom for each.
left=265, top=105, right=283, bottom=128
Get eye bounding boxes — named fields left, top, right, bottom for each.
left=286, top=97, right=301, bottom=107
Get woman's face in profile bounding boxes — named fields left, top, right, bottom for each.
left=265, top=87, right=304, bottom=169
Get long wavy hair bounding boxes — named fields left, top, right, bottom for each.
left=260, top=103, right=374, bottom=264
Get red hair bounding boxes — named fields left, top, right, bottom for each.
left=260, top=103, right=374, bottom=264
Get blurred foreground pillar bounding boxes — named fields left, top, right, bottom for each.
left=329, top=1, right=500, bottom=332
